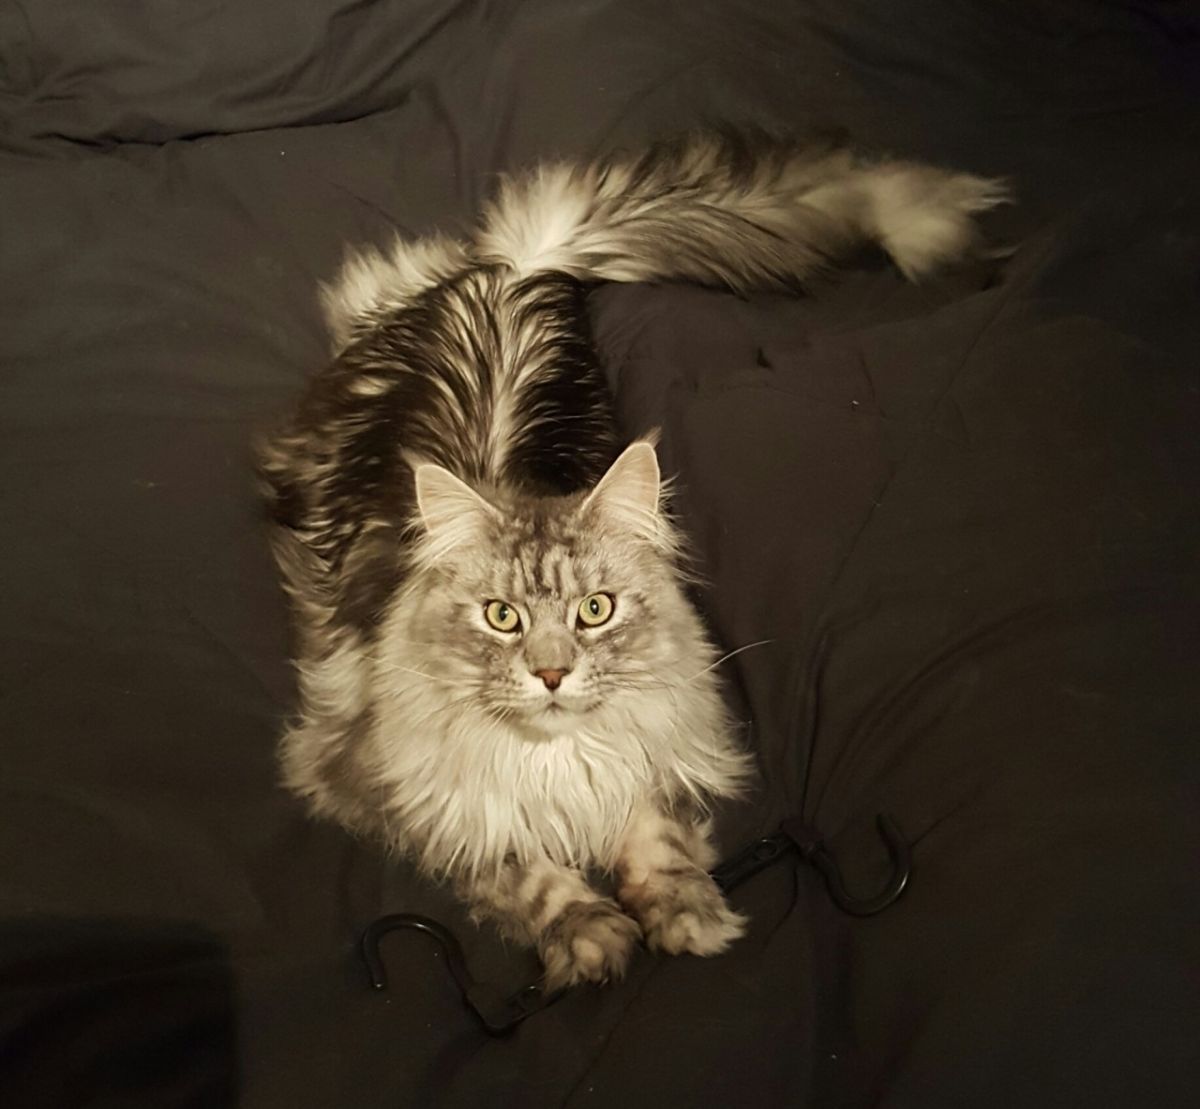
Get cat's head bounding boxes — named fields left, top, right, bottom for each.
left=389, top=441, right=707, bottom=735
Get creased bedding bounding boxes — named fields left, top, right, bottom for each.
left=2, top=2, right=1197, bottom=1106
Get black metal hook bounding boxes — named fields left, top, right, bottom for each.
left=360, top=913, right=561, bottom=1036
left=709, top=832, right=795, bottom=893
left=710, top=812, right=910, bottom=917
left=781, top=813, right=911, bottom=917
left=362, top=813, right=910, bottom=1033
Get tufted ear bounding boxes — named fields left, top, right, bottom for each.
left=413, top=463, right=498, bottom=559
left=582, top=440, right=663, bottom=538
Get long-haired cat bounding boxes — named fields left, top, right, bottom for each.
left=260, top=131, right=1004, bottom=988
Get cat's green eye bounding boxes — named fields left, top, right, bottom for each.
left=577, top=592, right=615, bottom=628
left=484, top=600, right=521, bottom=633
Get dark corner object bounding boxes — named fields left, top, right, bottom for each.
left=360, top=814, right=910, bottom=1036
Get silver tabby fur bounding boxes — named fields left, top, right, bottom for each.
left=260, top=131, right=1005, bottom=987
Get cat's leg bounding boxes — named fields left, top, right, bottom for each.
left=615, top=803, right=746, bottom=957
left=464, top=856, right=642, bottom=990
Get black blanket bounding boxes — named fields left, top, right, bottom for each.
left=2, top=2, right=1198, bottom=1105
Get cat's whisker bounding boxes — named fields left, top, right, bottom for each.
left=399, top=687, right=491, bottom=721
left=600, top=674, right=681, bottom=700
left=366, top=655, right=468, bottom=688
left=609, top=662, right=737, bottom=767
left=484, top=702, right=519, bottom=726
left=681, top=639, right=776, bottom=684
left=603, top=664, right=687, bottom=694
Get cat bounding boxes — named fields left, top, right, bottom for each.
left=259, top=130, right=1005, bottom=989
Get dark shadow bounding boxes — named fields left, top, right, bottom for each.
left=0, top=916, right=236, bottom=1108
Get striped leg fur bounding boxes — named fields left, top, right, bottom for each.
left=616, top=804, right=746, bottom=957
left=463, top=857, right=642, bottom=990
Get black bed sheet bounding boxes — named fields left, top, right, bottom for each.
left=2, top=2, right=1198, bottom=1106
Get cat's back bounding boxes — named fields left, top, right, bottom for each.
left=262, top=261, right=620, bottom=559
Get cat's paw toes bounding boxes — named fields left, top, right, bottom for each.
left=539, top=899, right=642, bottom=989
left=624, top=870, right=747, bottom=957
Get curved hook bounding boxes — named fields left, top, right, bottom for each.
left=783, top=813, right=910, bottom=917
left=360, top=913, right=560, bottom=1035
left=361, top=913, right=470, bottom=992
left=359, top=813, right=910, bottom=1033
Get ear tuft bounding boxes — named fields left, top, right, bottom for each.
left=413, top=464, right=496, bottom=559
left=582, top=440, right=666, bottom=542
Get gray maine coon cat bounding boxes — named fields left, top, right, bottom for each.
left=260, top=131, right=1005, bottom=988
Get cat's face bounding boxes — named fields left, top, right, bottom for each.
left=393, top=443, right=699, bottom=734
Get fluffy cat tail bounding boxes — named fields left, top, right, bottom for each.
left=474, top=130, right=1008, bottom=290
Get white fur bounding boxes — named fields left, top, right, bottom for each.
left=279, top=633, right=372, bottom=811
left=861, top=163, right=1009, bottom=279
left=321, top=233, right=470, bottom=351
left=358, top=577, right=747, bottom=880
left=475, top=164, right=597, bottom=277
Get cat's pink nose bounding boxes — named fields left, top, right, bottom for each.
left=533, top=668, right=569, bottom=691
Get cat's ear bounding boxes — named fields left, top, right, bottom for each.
left=582, top=440, right=664, bottom=541
left=412, top=463, right=497, bottom=557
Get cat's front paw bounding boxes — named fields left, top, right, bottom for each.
left=622, top=869, right=746, bottom=957
left=538, top=899, right=642, bottom=990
